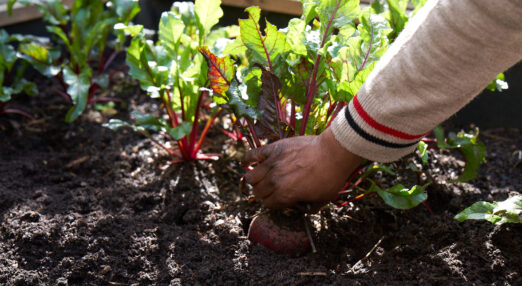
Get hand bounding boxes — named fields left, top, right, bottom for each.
left=242, top=127, right=363, bottom=210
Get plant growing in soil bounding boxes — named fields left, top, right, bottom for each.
left=105, top=0, right=237, bottom=162
left=455, top=195, right=522, bottom=225
left=8, top=0, right=140, bottom=122
left=200, top=0, right=498, bottom=253
left=0, top=29, right=38, bottom=123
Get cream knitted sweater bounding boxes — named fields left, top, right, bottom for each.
left=331, top=0, right=522, bottom=162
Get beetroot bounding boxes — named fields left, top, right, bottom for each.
left=248, top=210, right=311, bottom=256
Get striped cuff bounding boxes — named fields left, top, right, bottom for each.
left=331, top=98, right=426, bottom=163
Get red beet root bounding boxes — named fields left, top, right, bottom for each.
left=248, top=210, right=310, bottom=256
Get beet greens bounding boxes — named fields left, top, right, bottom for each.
left=201, top=0, right=492, bottom=211
left=106, top=0, right=236, bottom=162
left=8, top=0, right=140, bottom=122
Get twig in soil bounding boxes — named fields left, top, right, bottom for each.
left=65, top=155, right=90, bottom=168
left=481, top=130, right=513, bottom=142
left=351, top=236, right=384, bottom=272
left=344, top=215, right=362, bottom=223
left=298, top=272, right=327, bottom=276
left=303, top=211, right=317, bottom=253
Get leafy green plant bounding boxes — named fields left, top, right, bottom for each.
left=0, top=29, right=38, bottom=122
left=105, top=0, right=237, bottom=162
left=8, top=0, right=140, bottom=122
left=455, top=195, right=522, bottom=225
left=201, top=0, right=495, bottom=211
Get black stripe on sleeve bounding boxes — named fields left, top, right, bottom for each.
left=344, top=107, right=418, bottom=149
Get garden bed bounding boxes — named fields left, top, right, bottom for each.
left=1, top=71, right=521, bottom=285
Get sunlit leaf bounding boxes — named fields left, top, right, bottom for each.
left=64, top=66, right=92, bottom=122
left=455, top=195, right=522, bottom=224
left=239, top=6, right=288, bottom=70
left=371, top=183, right=427, bottom=210
left=159, top=12, right=185, bottom=57
left=417, top=141, right=428, bottom=165
left=199, top=46, right=235, bottom=95
left=194, top=0, right=223, bottom=43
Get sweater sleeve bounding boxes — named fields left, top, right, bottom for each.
left=331, top=0, right=522, bottom=163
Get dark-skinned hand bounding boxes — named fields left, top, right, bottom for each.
left=242, top=127, right=363, bottom=211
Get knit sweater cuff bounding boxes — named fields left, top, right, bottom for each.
left=331, top=104, right=423, bottom=163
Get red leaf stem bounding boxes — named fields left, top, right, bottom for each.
left=193, top=108, right=223, bottom=157
left=188, top=90, right=207, bottom=155
left=165, top=89, right=190, bottom=160
left=1, top=108, right=34, bottom=120
left=326, top=101, right=346, bottom=128
left=357, top=16, right=374, bottom=72
left=247, top=118, right=262, bottom=148
left=53, top=88, right=72, bottom=103
left=300, top=0, right=342, bottom=136
left=89, top=96, right=122, bottom=103
left=101, top=50, right=120, bottom=75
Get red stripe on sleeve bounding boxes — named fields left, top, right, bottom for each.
left=352, top=96, right=428, bottom=140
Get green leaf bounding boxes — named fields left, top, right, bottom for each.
left=286, top=19, right=308, bottom=56
left=411, top=0, right=428, bottom=16
left=372, top=183, right=428, bottom=210
left=103, top=117, right=151, bottom=137
left=159, top=12, right=185, bottom=57
left=417, top=141, right=428, bottom=165
left=18, top=42, right=61, bottom=77
left=223, top=37, right=247, bottom=56
left=455, top=142, right=486, bottom=182
left=126, top=38, right=157, bottom=91
left=454, top=201, right=496, bottom=222
left=434, top=126, right=486, bottom=182
left=114, top=23, right=143, bottom=37
left=486, top=73, right=508, bottom=92
left=134, top=111, right=168, bottom=131
left=170, top=1, right=196, bottom=27
left=386, top=0, right=409, bottom=40
left=103, top=118, right=136, bottom=131
left=63, top=66, right=92, bottom=122
left=194, top=0, right=223, bottom=43
left=316, top=0, right=360, bottom=36
left=344, top=62, right=376, bottom=99
left=166, top=121, right=192, bottom=140
left=10, top=0, right=68, bottom=25
left=0, top=29, right=17, bottom=70
left=301, top=0, right=317, bottom=24
left=239, top=6, right=288, bottom=70
left=226, top=79, right=260, bottom=120
left=455, top=196, right=522, bottom=224
left=111, top=0, right=141, bottom=24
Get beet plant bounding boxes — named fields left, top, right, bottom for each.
left=200, top=0, right=501, bottom=253
left=455, top=195, right=521, bottom=225
left=105, top=0, right=237, bottom=162
left=0, top=29, right=38, bottom=123
left=8, top=0, right=140, bottom=122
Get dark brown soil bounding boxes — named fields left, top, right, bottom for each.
left=1, top=73, right=521, bottom=285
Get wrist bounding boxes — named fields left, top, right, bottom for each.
left=319, top=127, right=364, bottom=172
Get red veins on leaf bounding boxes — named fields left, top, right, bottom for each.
left=199, top=46, right=235, bottom=95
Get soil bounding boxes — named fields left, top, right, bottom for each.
left=1, top=72, right=521, bottom=286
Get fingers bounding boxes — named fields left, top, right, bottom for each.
left=241, top=142, right=282, bottom=167
left=250, top=171, right=275, bottom=199
left=241, top=146, right=269, bottom=167
left=244, top=163, right=271, bottom=186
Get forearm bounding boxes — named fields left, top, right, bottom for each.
left=332, top=0, right=522, bottom=162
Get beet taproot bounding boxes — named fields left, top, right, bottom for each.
left=248, top=210, right=311, bottom=256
